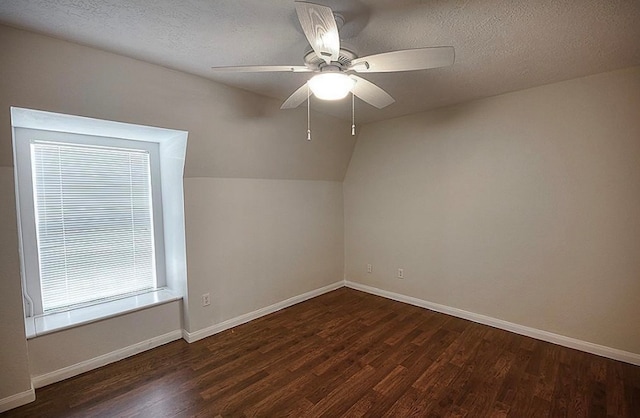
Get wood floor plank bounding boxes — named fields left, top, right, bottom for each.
left=4, top=288, right=640, bottom=417
left=383, top=386, right=432, bottom=417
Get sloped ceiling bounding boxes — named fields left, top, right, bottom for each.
left=1, top=0, right=639, bottom=124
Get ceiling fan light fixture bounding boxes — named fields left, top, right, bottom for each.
left=212, top=2, right=454, bottom=111
left=308, top=73, right=355, bottom=100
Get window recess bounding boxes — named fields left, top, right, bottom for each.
left=11, top=108, right=188, bottom=337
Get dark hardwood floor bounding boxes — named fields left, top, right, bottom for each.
left=4, top=288, right=640, bottom=417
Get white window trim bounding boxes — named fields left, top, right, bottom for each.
left=16, top=129, right=167, bottom=315
left=24, top=288, right=181, bottom=338
left=11, top=107, right=188, bottom=338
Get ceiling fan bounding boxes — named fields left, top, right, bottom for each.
left=211, top=1, right=455, bottom=111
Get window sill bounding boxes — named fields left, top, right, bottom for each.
left=25, top=289, right=181, bottom=339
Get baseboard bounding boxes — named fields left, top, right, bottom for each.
left=183, top=281, right=343, bottom=343
left=0, top=387, right=35, bottom=413
left=345, top=280, right=640, bottom=366
left=31, top=329, right=183, bottom=388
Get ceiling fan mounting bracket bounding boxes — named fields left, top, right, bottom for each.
left=333, top=13, right=345, bottom=30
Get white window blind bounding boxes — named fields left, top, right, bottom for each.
left=31, top=141, right=158, bottom=313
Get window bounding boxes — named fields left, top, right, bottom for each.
left=32, top=141, right=162, bottom=312
left=12, top=108, right=188, bottom=337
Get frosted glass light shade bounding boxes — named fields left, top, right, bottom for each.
left=308, top=73, right=356, bottom=100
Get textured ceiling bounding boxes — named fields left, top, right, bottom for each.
left=1, top=0, right=639, bottom=123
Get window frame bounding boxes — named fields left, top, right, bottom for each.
left=11, top=107, right=188, bottom=338
left=14, top=128, right=167, bottom=316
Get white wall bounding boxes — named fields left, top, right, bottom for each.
left=185, top=178, right=344, bottom=332
left=0, top=26, right=355, bottom=180
left=344, top=66, right=640, bottom=355
left=0, top=167, right=32, bottom=401
left=27, top=301, right=182, bottom=380
left=0, top=23, right=351, bottom=405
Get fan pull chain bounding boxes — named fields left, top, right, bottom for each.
left=351, top=92, right=356, bottom=136
left=307, top=83, right=311, bottom=141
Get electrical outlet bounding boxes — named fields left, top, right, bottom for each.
left=201, top=293, right=211, bottom=307
left=367, top=264, right=372, bottom=273
left=397, top=268, right=404, bottom=279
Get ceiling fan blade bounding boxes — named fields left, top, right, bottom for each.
left=295, top=1, right=340, bottom=64
left=211, top=65, right=311, bottom=73
left=349, top=75, right=395, bottom=109
left=349, top=46, right=455, bottom=73
left=281, top=83, right=312, bottom=109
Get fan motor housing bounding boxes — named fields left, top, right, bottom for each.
left=303, top=47, right=358, bottom=71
